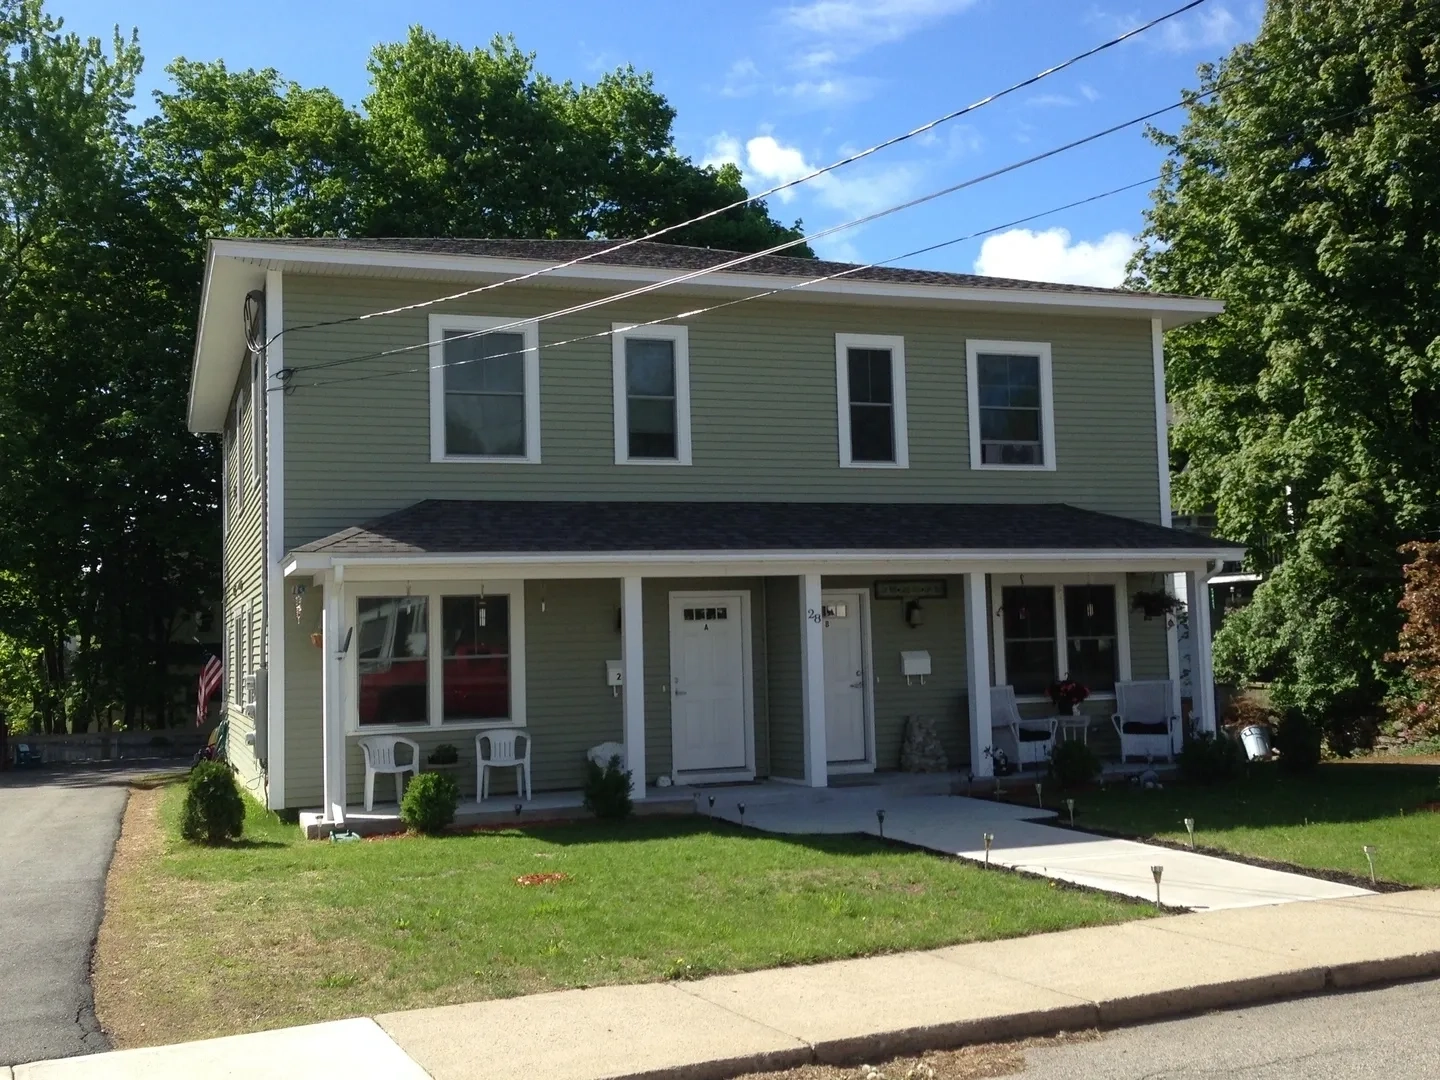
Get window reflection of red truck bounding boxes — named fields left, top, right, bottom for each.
left=355, top=597, right=509, bottom=725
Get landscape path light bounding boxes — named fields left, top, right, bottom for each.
left=983, top=832, right=994, bottom=866
left=1065, top=798, right=1075, bottom=826
left=1363, top=844, right=1377, bottom=884
left=1184, top=817, right=1196, bottom=849
left=876, top=808, right=886, bottom=840
left=1151, top=865, right=1164, bottom=907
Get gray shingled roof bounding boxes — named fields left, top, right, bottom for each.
left=242, top=237, right=1192, bottom=300
left=293, top=500, right=1237, bottom=557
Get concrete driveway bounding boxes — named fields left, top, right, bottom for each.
left=0, top=765, right=175, bottom=1066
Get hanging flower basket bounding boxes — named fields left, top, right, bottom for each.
left=1131, top=590, right=1186, bottom=620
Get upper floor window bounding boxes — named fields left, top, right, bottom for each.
left=835, top=333, right=908, bottom=468
left=612, top=323, right=691, bottom=465
left=428, top=314, right=541, bottom=463
left=967, top=340, right=1055, bottom=471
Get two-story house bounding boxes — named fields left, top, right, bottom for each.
left=187, top=238, right=1240, bottom=825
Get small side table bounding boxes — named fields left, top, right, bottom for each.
left=1057, top=715, right=1090, bottom=745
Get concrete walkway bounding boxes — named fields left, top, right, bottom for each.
left=699, top=777, right=1372, bottom=910
left=14, top=891, right=1440, bottom=1080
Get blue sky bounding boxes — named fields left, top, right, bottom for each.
left=59, top=0, right=1260, bottom=285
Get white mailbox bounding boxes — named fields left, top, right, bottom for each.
left=605, top=660, right=624, bottom=696
left=900, top=650, right=932, bottom=686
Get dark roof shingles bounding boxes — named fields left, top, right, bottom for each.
left=294, top=500, right=1237, bottom=557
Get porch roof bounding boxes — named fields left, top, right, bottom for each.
left=290, top=499, right=1242, bottom=564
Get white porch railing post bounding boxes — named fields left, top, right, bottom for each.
left=963, top=571, right=993, bottom=778
left=621, top=576, right=646, bottom=800
left=799, top=573, right=828, bottom=787
left=321, top=570, right=346, bottom=825
left=1186, top=567, right=1216, bottom=734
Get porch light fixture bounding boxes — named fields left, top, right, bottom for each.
left=1183, top=817, right=1196, bottom=849
left=904, top=599, right=924, bottom=628
left=1151, top=865, right=1164, bottom=906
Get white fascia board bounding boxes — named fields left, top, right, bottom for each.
left=189, top=245, right=266, bottom=433
left=284, top=546, right=1244, bottom=580
left=207, top=240, right=1226, bottom=327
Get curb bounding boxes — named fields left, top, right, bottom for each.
left=656, top=953, right=1440, bottom=1077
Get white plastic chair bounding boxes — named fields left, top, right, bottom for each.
left=990, top=685, right=1058, bottom=769
left=476, top=729, right=532, bottom=802
left=1111, top=680, right=1179, bottom=762
left=357, top=735, right=420, bottom=811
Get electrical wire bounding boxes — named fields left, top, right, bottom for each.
left=270, top=0, right=1215, bottom=344
left=283, top=86, right=1207, bottom=381
left=288, top=175, right=1161, bottom=390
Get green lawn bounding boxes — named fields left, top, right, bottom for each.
left=95, top=779, right=1149, bottom=1047
left=1064, top=761, right=1440, bottom=887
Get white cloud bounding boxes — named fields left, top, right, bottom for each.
left=782, top=0, right=978, bottom=55
left=1079, top=82, right=1101, bottom=102
left=775, top=75, right=880, bottom=109
left=1096, top=3, right=1251, bottom=55
left=721, top=58, right=761, bottom=98
left=737, top=134, right=917, bottom=215
left=973, top=227, right=1137, bottom=288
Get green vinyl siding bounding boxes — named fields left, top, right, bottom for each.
left=280, top=274, right=1163, bottom=549
left=765, top=576, right=803, bottom=780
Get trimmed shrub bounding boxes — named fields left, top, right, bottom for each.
left=583, top=754, right=634, bottom=821
left=1177, top=730, right=1246, bottom=786
left=181, top=760, right=245, bottom=844
left=400, top=771, right=459, bottom=834
left=1048, top=739, right=1101, bottom=790
left=1273, top=709, right=1322, bottom=774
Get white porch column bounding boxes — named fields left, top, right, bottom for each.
left=1186, top=567, right=1217, bottom=734
left=799, top=573, right=828, bottom=787
left=963, top=571, right=993, bottom=778
left=321, top=570, right=346, bottom=825
left=621, top=576, right=646, bottom=800
left=1164, top=574, right=1183, bottom=722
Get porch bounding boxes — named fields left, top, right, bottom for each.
left=281, top=499, right=1241, bottom=824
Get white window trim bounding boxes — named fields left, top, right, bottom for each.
left=835, top=333, right=909, bottom=469
left=344, top=579, right=527, bottom=735
left=990, top=574, right=1131, bottom=703
left=611, top=322, right=692, bottom=466
left=967, top=339, right=1056, bottom=472
left=428, top=314, right=541, bottom=464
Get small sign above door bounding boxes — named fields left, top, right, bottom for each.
left=873, top=579, right=948, bottom=601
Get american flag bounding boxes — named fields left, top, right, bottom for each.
left=196, top=655, right=223, bottom=727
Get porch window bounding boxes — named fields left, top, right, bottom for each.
left=612, top=323, right=691, bottom=465
left=428, top=315, right=540, bottom=463
left=356, top=596, right=429, bottom=726
left=441, top=595, right=511, bottom=722
left=966, top=340, right=1054, bottom=470
left=1064, top=585, right=1118, bottom=692
left=1000, top=586, right=1056, bottom=696
left=835, top=333, right=908, bottom=468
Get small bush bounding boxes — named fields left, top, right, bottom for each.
left=1048, top=739, right=1101, bottom=789
left=1273, top=710, right=1322, bottom=774
left=1177, top=730, right=1245, bottom=786
left=583, top=754, right=634, bottom=821
left=181, top=760, right=245, bottom=844
left=400, top=771, right=458, bottom=834
left=427, top=743, right=459, bottom=765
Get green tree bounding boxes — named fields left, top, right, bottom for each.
left=1131, top=0, right=1440, bottom=749
left=0, top=0, right=217, bottom=731
left=140, top=30, right=810, bottom=254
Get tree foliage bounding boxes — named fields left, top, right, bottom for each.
left=1, top=2, right=804, bottom=733
left=1131, top=0, right=1440, bottom=748
left=1385, top=542, right=1440, bottom=743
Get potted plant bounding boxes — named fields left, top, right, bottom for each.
left=1047, top=676, right=1090, bottom=716
left=1131, top=589, right=1186, bottom=620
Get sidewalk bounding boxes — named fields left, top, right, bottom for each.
left=13, top=890, right=1439, bottom=1080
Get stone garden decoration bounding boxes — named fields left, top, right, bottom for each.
left=900, top=715, right=948, bottom=772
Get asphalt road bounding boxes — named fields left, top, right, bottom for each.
left=0, top=765, right=163, bottom=1066
left=1023, top=978, right=1440, bottom=1078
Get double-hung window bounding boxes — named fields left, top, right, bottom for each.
left=351, top=582, right=526, bottom=730
left=993, top=577, right=1129, bottom=698
left=428, top=315, right=541, bottom=463
left=612, top=323, right=691, bottom=465
left=966, top=340, right=1054, bottom=470
left=835, top=333, right=908, bottom=468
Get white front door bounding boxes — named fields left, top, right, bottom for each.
left=822, top=591, right=869, bottom=764
left=669, top=592, right=751, bottom=776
